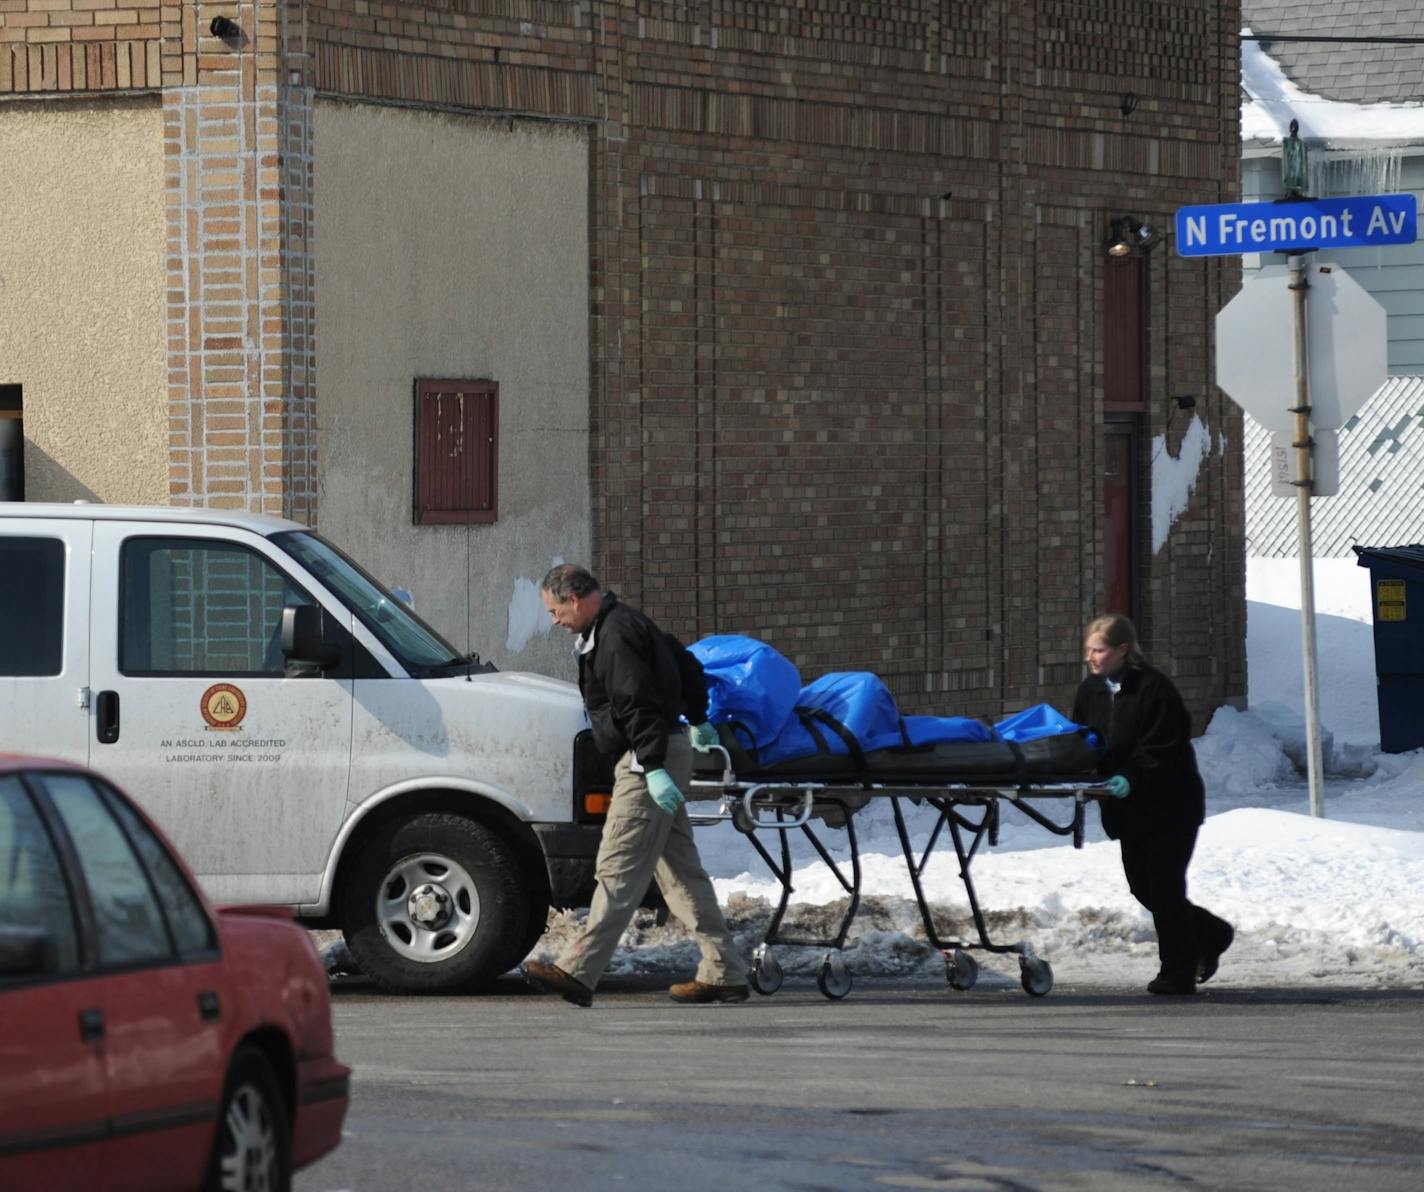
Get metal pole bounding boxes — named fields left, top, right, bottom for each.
left=1288, top=252, right=1326, bottom=818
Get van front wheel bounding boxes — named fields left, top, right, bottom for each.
left=341, top=813, right=528, bottom=994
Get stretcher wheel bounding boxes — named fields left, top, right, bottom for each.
left=817, top=952, right=852, bottom=1000
left=750, top=947, right=783, bottom=996
left=1020, top=956, right=1053, bottom=998
left=945, top=949, right=978, bottom=992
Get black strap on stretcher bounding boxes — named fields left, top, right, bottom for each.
left=726, top=706, right=871, bottom=773
left=800, top=708, right=869, bottom=771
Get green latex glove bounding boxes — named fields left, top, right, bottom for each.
left=1104, top=774, right=1131, bottom=799
left=689, top=721, right=720, bottom=752
left=646, top=768, right=685, bottom=815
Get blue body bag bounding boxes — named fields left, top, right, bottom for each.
left=758, top=671, right=906, bottom=766
left=688, top=635, right=802, bottom=751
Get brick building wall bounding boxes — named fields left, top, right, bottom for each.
left=1, top=0, right=1246, bottom=720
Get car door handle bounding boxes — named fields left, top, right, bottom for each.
left=78, top=1008, right=105, bottom=1043
left=96, top=690, right=120, bottom=744
left=198, top=990, right=221, bottom=1022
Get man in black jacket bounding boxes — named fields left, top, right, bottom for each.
left=1072, top=614, right=1234, bottom=996
left=523, top=564, right=748, bottom=1007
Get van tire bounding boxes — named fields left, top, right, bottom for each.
left=340, top=813, right=528, bottom=994
left=489, top=897, right=552, bottom=979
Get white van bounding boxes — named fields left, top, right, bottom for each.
left=0, top=503, right=613, bottom=993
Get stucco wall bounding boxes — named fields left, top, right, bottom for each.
left=314, top=100, right=590, bottom=678
left=0, top=98, right=166, bottom=504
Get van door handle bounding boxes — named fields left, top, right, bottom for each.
left=197, top=991, right=221, bottom=1022
left=96, top=690, right=120, bottom=744
left=78, top=1008, right=105, bottom=1043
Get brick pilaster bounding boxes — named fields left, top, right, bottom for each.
left=162, top=0, right=315, bottom=519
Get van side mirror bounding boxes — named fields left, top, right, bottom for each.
left=0, top=925, right=58, bottom=979
left=281, top=604, right=341, bottom=669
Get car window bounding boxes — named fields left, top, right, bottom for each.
left=0, top=537, right=64, bottom=676
left=45, top=775, right=170, bottom=967
left=119, top=536, right=311, bottom=676
left=105, top=789, right=215, bottom=958
left=0, top=775, right=80, bottom=975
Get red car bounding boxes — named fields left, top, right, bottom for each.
left=0, top=757, right=349, bottom=1191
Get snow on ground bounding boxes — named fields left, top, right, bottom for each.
left=531, top=558, right=1424, bottom=992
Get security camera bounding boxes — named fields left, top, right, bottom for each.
left=209, top=16, right=240, bottom=39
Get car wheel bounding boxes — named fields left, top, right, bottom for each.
left=206, top=1045, right=291, bottom=1192
left=341, top=812, right=529, bottom=994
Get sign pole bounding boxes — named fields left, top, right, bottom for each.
left=1288, top=251, right=1326, bottom=818
left=1197, top=185, right=1403, bottom=819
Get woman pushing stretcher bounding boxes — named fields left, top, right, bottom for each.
left=1072, top=614, right=1234, bottom=996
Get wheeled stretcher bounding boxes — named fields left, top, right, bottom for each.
left=688, top=731, right=1109, bottom=1000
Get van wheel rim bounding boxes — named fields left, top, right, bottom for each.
left=377, top=852, right=481, bottom=963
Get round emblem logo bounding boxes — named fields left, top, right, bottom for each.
left=200, top=683, right=247, bottom=731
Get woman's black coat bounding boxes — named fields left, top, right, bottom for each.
left=1071, top=663, right=1205, bottom=841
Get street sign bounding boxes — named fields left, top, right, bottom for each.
left=1269, top=427, right=1338, bottom=498
left=1215, top=262, right=1386, bottom=435
left=1176, top=194, right=1417, bottom=257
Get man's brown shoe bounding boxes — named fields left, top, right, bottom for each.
left=668, top=979, right=750, bottom=1004
left=522, top=961, right=594, bottom=1007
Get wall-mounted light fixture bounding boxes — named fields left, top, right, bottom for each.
left=1166, top=393, right=1196, bottom=430
left=209, top=15, right=241, bottom=39
left=1105, top=216, right=1161, bottom=258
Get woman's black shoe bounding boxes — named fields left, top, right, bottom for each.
left=1147, top=973, right=1197, bottom=996
left=1196, top=924, right=1235, bottom=983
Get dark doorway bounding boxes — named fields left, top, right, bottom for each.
left=1103, top=417, right=1139, bottom=619
left=1102, top=251, right=1146, bottom=622
left=0, top=384, right=22, bottom=502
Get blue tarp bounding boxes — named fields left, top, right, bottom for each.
left=994, top=703, right=1084, bottom=744
left=901, top=714, right=994, bottom=746
left=759, top=671, right=906, bottom=765
left=690, top=634, right=1092, bottom=765
left=689, top=635, right=802, bottom=750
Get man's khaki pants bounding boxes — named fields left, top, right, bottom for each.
left=557, top=732, right=747, bottom=990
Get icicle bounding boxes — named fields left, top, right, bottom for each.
left=1309, top=147, right=1402, bottom=198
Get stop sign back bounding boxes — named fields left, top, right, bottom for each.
left=1215, top=262, right=1386, bottom=435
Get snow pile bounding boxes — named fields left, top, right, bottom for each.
left=1192, top=704, right=1300, bottom=795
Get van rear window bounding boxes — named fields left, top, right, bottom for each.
left=0, top=537, right=64, bottom=676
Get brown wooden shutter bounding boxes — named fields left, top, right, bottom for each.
left=413, top=379, right=499, bottom=525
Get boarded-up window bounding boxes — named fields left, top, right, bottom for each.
left=414, top=379, right=499, bottom=525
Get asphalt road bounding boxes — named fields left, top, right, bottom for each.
left=297, top=973, right=1424, bottom=1192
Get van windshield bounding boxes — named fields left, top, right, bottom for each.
left=272, top=531, right=467, bottom=675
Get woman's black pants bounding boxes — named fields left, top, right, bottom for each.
left=1119, top=824, right=1232, bottom=984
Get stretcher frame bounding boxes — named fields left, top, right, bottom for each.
left=689, top=746, right=1107, bottom=999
